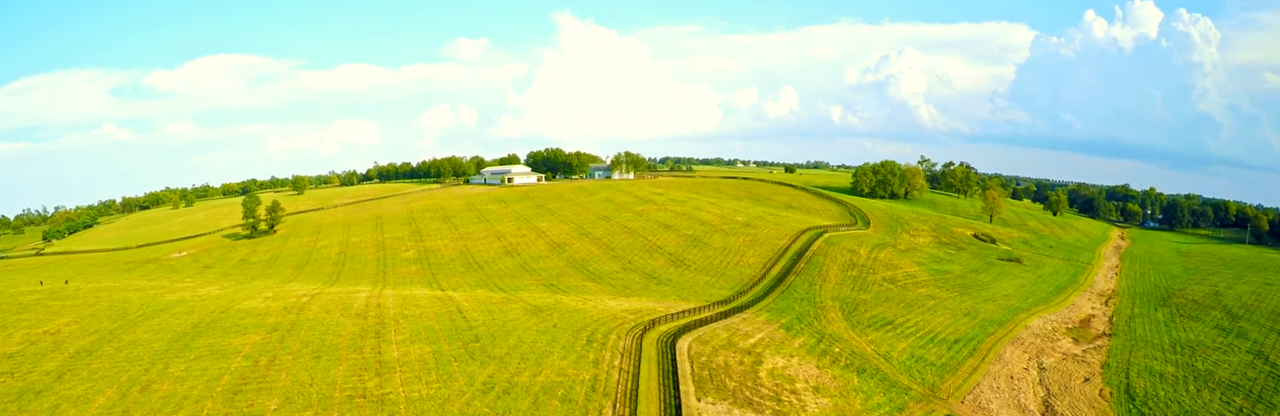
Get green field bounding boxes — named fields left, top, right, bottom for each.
left=0, top=226, right=45, bottom=253
left=42, top=183, right=434, bottom=252
left=685, top=186, right=1114, bottom=415
left=0, top=179, right=853, bottom=415
left=1106, top=229, right=1280, bottom=415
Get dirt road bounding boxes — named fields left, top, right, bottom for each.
left=962, top=229, right=1129, bottom=416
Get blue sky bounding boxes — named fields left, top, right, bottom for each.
left=2, top=0, right=1279, bottom=214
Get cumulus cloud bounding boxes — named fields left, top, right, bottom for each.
left=490, top=13, right=723, bottom=141
left=441, top=38, right=493, bottom=62
left=1004, top=1, right=1279, bottom=172
left=419, top=104, right=479, bottom=147
left=3, top=4, right=1280, bottom=212
left=845, top=48, right=961, bottom=132
left=731, top=86, right=759, bottom=107
left=263, top=119, right=381, bottom=158
left=1077, top=0, right=1165, bottom=52
left=763, top=86, right=799, bottom=119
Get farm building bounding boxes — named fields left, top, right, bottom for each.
left=588, top=163, right=634, bottom=180
left=469, top=165, right=546, bottom=185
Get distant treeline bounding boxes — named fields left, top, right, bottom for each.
left=4, top=150, right=1276, bottom=244
left=846, top=155, right=1279, bottom=243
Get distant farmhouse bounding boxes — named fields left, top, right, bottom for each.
left=469, top=165, right=546, bottom=186
left=588, top=163, right=634, bottom=180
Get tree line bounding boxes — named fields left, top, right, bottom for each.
left=847, top=155, right=1280, bottom=243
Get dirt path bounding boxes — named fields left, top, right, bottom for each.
left=961, top=229, right=1129, bottom=416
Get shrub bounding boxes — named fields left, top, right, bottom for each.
left=972, top=232, right=998, bottom=245
left=997, top=255, right=1025, bottom=265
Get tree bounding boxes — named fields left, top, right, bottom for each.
left=1250, top=214, right=1270, bottom=244
left=264, top=200, right=286, bottom=232
left=11, top=223, right=24, bottom=234
left=241, top=194, right=263, bottom=236
left=1122, top=203, right=1143, bottom=224
left=1195, top=206, right=1215, bottom=229
left=981, top=188, right=1005, bottom=224
left=784, top=166, right=797, bottom=174
left=495, top=153, right=522, bottom=166
left=904, top=164, right=927, bottom=199
left=0, top=215, right=9, bottom=234
left=1046, top=189, right=1069, bottom=217
left=170, top=195, right=182, bottom=210
left=1162, top=198, right=1193, bottom=230
left=182, top=192, right=196, bottom=208
left=290, top=175, right=309, bottom=195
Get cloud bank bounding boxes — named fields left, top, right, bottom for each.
left=2, top=1, right=1278, bottom=211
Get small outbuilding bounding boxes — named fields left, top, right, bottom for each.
left=588, top=163, right=634, bottom=180
left=470, top=165, right=546, bottom=185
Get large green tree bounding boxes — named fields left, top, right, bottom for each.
left=291, top=175, right=309, bottom=195
left=182, top=192, right=196, bottom=208
left=1122, top=203, right=1143, bottom=224
left=1046, top=189, right=1069, bottom=217
left=0, top=215, right=9, bottom=234
left=904, top=164, right=928, bottom=199
left=241, top=194, right=263, bottom=236
left=264, top=200, right=286, bottom=232
left=1249, top=214, right=1270, bottom=244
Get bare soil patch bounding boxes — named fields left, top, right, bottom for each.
left=961, top=229, right=1129, bottom=416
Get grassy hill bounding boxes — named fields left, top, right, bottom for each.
left=1106, top=229, right=1280, bottom=415
left=0, top=226, right=45, bottom=254
left=684, top=186, right=1114, bottom=415
left=43, top=183, right=433, bottom=252
left=0, top=179, right=852, bottom=415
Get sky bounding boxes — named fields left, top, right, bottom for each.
left=2, top=0, right=1279, bottom=214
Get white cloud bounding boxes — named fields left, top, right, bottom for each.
left=845, top=48, right=964, bottom=132
left=263, top=119, right=381, bottom=158
left=0, top=141, right=34, bottom=155
left=1265, top=72, right=1280, bottom=87
left=3, top=4, right=1280, bottom=213
left=763, top=86, right=799, bottom=119
left=1077, top=0, right=1165, bottom=52
left=731, top=86, right=759, bottom=107
left=442, top=38, right=493, bottom=62
left=491, top=13, right=724, bottom=141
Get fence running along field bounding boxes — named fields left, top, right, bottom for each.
left=611, top=175, right=871, bottom=416
left=0, top=183, right=459, bottom=260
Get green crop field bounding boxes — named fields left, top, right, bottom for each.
left=1106, top=229, right=1280, bottom=415
left=0, top=179, right=853, bottom=415
left=42, top=183, right=433, bottom=252
left=685, top=188, right=1114, bottom=415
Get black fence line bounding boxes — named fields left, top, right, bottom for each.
left=1, top=183, right=459, bottom=261
left=611, top=175, right=871, bottom=416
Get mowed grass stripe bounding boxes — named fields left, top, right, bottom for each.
left=1106, top=229, right=1280, bottom=415
left=686, top=190, right=1113, bottom=415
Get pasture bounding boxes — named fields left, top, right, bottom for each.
left=0, top=179, right=851, bottom=415
left=0, top=226, right=45, bottom=253
left=1106, top=229, right=1280, bottom=415
left=685, top=187, right=1114, bottom=415
left=44, top=183, right=433, bottom=252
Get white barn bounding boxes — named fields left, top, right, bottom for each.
left=469, top=165, right=547, bottom=185
left=587, top=163, right=634, bottom=180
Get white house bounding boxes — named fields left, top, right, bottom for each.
left=469, top=165, right=546, bottom=185
left=588, top=163, right=634, bottom=180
